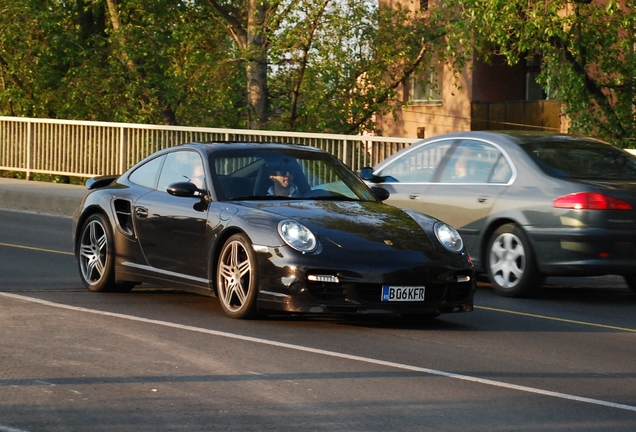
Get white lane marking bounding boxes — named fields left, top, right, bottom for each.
left=3, top=292, right=636, bottom=413
left=0, top=426, right=31, bottom=432
left=0, top=208, right=72, bottom=219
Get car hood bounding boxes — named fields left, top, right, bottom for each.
left=240, top=200, right=437, bottom=253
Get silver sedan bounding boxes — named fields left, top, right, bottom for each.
left=362, top=131, right=636, bottom=297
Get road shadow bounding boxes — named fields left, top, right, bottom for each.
left=477, top=275, right=636, bottom=306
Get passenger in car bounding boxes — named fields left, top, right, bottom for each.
left=189, top=164, right=205, bottom=189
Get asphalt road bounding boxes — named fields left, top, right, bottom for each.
left=1, top=180, right=636, bottom=431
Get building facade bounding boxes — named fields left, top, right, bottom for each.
left=376, top=0, right=564, bottom=139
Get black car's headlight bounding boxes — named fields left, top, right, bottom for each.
left=278, top=220, right=317, bottom=253
left=434, top=222, right=463, bottom=254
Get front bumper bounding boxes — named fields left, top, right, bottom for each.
left=254, top=245, right=475, bottom=316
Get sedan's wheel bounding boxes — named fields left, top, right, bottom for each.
left=486, top=224, right=542, bottom=297
left=217, top=233, right=259, bottom=319
left=78, top=214, right=118, bottom=292
left=623, top=275, right=636, bottom=294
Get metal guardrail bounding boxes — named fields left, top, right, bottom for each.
left=0, top=116, right=418, bottom=179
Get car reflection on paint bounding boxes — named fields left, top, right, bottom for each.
left=73, top=142, right=474, bottom=320
left=361, top=131, right=636, bottom=298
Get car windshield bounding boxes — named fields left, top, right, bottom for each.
left=522, top=139, right=636, bottom=180
left=210, top=148, right=379, bottom=202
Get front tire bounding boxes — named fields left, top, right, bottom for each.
left=486, top=224, right=542, bottom=297
left=217, top=233, right=259, bottom=319
left=78, top=214, right=119, bottom=292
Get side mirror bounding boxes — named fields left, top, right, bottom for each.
left=370, top=186, right=390, bottom=201
left=359, top=167, right=375, bottom=181
left=167, top=181, right=203, bottom=198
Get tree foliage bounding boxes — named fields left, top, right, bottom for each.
left=3, top=0, right=636, bottom=141
left=442, top=0, right=636, bottom=147
left=0, top=0, right=245, bottom=127
left=0, top=0, right=443, bottom=134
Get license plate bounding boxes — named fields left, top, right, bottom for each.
left=381, top=286, right=425, bottom=302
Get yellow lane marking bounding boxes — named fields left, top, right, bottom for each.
left=476, top=305, right=636, bottom=333
left=0, top=242, right=73, bottom=256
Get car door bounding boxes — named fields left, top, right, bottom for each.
left=133, top=150, right=210, bottom=280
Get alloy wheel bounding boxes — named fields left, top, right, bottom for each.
left=218, top=237, right=255, bottom=316
left=79, top=219, right=108, bottom=286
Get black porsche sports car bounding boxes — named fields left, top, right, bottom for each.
left=73, top=142, right=474, bottom=319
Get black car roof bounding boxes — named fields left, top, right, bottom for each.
left=180, top=141, right=325, bottom=154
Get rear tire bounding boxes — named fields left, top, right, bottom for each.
left=486, top=223, right=542, bottom=297
left=78, top=214, right=118, bottom=292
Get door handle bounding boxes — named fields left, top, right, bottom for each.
left=135, top=207, right=148, bottom=219
left=477, top=197, right=488, bottom=203
left=409, top=194, right=421, bottom=200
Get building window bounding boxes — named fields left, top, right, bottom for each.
left=526, top=56, right=546, bottom=100
left=409, top=66, right=442, bottom=105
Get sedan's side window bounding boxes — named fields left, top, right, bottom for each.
left=489, top=154, right=513, bottom=183
left=157, top=151, right=206, bottom=192
left=378, top=140, right=454, bottom=183
left=438, top=140, right=511, bottom=184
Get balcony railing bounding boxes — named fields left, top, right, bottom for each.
left=0, top=117, right=417, bottom=179
left=471, top=100, right=561, bottom=132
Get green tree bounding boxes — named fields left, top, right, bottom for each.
left=207, top=0, right=446, bottom=133
left=441, top=0, right=636, bottom=147
left=0, top=0, right=244, bottom=126
left=0, top=1, right=68, bottom=117
left=0, top=0, right=445, bottom=134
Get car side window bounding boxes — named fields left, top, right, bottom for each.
left=157, top=151, right=206, bottom=192
left=378, top=139, right=454, bottom=183
left=489, top=154, right=513, bottom=183
left=128, top=155, right=165, bottom=189
left=438, top=140, right=510, bottom=184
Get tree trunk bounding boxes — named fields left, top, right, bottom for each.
left=245, top=0, right=268, bottom=129
left=207, top=0, right=272, bottom=129
left=104, top=0, right=136, bottom=74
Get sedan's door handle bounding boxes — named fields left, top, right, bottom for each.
left=409, top=194, right=421, bottom=200
left=477, top=197, right=488, bottom=203
left=135, top=206, right=148, bottom=219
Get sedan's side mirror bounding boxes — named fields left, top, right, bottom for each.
left=167, top=181, right=204, bottom=198
left=359, top=167, right=375, bottom=181
left=370, top=186, right=390, bottom=201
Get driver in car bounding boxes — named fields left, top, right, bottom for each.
left=268, top=164, right=301, bottom=197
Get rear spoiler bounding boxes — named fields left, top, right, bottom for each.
left=86, top=175, right=118, bottom=190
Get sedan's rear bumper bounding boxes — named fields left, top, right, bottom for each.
left=527, top=227, right=636, bottom=276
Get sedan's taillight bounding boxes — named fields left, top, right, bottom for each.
left=553, top=192, right=632, bottom=210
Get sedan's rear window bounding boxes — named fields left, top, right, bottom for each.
left=522, top=140, right=636, bottom=180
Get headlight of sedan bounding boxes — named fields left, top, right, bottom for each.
left=434, top=222, right=464, bottom=254
left=278, top=220, right=317, bottom=253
